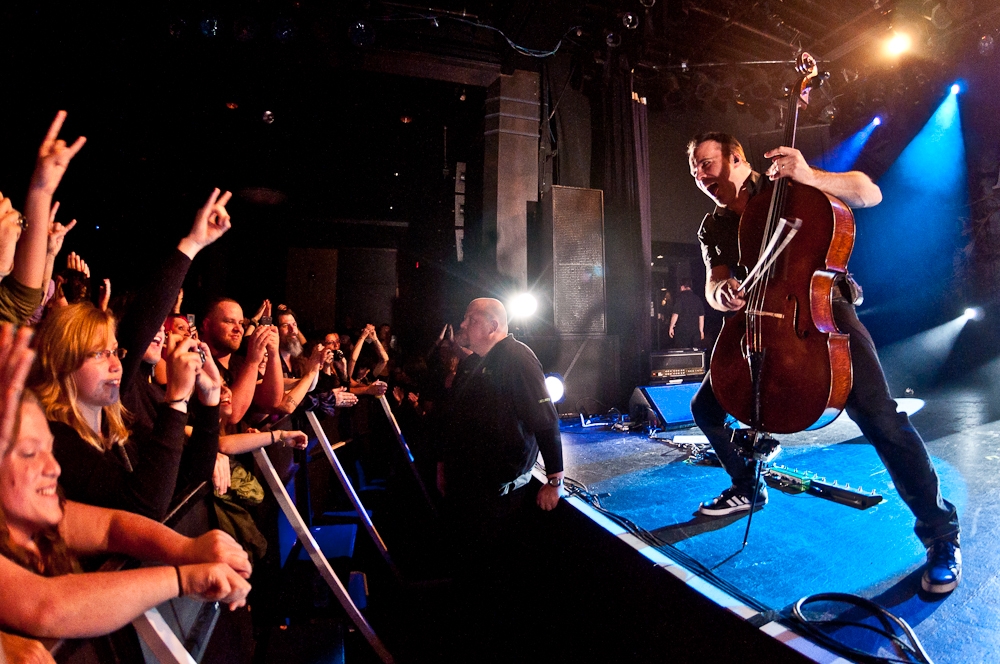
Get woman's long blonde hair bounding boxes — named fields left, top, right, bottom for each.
left=29, top=303, right=130, bottom=451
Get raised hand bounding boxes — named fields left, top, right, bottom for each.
left=365, top=380, right=388, bottom=397
left=194, top=341, right=222, bottom=406
left=173, top=287, right=184, bottom=315
left=179, top=188, right=233, bottom=258
left=98, top=278, right=111, bottom=311
left=0, top=195, right=24, bottom=276
left=0, top=324, right=36, bottom=457
left=164, top=336, right=203, bottom=406
left=30, top=111, right=86, bottom=195
left=246, top=324, right=270, bottom=366
left=66, top=251, right=90, bottom=278
left=46, top=201, right=77, bottom=259
left=306, top=344, right=326, bottom=373
left=252, top=299, right=270, bottom=323
left=263, top=325, right=279, bottom=355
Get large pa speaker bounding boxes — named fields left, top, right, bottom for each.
left=541, top=185, right=606, bottom=334
left=629, top=383, right=701, bottom=429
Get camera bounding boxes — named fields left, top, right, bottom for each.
left=197, top=347, right=207, bottom=365
left=333, top=349, right=345, bottom=361
left=259, top=316, right=272, bottom=326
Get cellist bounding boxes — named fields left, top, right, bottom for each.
left=687, top=132, right=961, bottom=594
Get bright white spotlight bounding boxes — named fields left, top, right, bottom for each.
left=873, top=116, right=882, bottom=126
left=950, top=83, right=961, bottom=94
left=544, top=374, right=565, bottom=403
left=508, top=293, right=538, bottom=319
left=964, top=306, right=984, bottom=321
left=885, top=32, right=912, bottom=56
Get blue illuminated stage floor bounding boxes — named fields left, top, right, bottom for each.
left=559, top=384, right=1000, bottom=664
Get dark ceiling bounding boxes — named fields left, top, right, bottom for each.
left=0, top=0, right=997, bottom=298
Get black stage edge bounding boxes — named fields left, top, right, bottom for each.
left=526, top=472, right=823, bottom=663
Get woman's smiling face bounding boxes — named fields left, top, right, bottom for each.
left=0, top=399, right=63, bottom=547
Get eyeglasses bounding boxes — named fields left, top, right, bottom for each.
left=86, top=347, right=127, bottom=362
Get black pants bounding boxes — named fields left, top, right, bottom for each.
left=673, top=325, right=703, bottom=349
left=691, top=297, right=960, bottom=546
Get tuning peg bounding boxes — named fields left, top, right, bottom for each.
left=832, top=480, right=838, bottom=486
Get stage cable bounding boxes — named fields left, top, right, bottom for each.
left=789, top=592, right=935, bottom=664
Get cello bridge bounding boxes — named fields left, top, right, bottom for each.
left=746, top=308, right=785, bottom=319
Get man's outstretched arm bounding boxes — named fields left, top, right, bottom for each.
left=765, top=146, right=882, bottom=209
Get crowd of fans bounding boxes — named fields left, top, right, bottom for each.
left=0, top=112, right=481, bottom=663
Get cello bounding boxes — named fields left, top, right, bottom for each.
left=709, top=53, right=855, bottom=435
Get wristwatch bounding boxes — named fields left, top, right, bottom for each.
left=546, top=476, right=563, bottom=488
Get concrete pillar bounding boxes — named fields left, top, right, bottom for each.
left=483, top=70, right=539, bottom=289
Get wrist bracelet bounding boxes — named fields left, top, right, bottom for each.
left=166, top=397, right=189, bottom=405
left=174, top=566, right=183, bottom=597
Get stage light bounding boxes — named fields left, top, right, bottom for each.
left=821, top=118, right=880, bottom=171
left=950, top=83, right=961, bottom=94
left=885, top=32, right=913, bottom=57
left=508, top=293, right=538, bottom=319
left=980, top=34, right=995, bottom=57
left=855, top=78, right=967, bottom=306
left=545, top=374, right=565, bottom=403
left=964, top=307, right=984, bottom=321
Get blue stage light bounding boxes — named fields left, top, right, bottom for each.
left=850, top=87, right=967, bottom=335
left=821, top=120, right=880, bottom=171
left=964, top=307, right=984, bottom=321
left=951, top=83, right=961, bottom=95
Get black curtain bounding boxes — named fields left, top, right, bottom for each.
left=594, top=51, right=653, bottom=402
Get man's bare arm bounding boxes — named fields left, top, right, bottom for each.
left=765, top=146, right=882, bottom=209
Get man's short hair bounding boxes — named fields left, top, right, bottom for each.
left=687, top=132, right=747, bottom=163
left=679, top=278, right=693, bottom=289
left=203, top=297, right=240, bottom=321
left=276, top=308, right=297, bottom=323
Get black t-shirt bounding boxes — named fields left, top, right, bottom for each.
left=696, top=172, right=763, bottom=280
left=673, top=290, right=705, bottom=333
left=440, top=335, right=562, bottom=499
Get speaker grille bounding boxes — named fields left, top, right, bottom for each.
left=547, top=186, right=606, bottom=334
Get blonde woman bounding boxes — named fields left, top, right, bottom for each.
left=0, top=390, right=251, bottom=640
left=0, top=325, right=247, bottom=660
left=29, top=303, right=221, bottom=520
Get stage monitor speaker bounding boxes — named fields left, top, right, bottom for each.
left=543, top=185, right=606, bottom=334
left=629, top=383, right=701, bottom=429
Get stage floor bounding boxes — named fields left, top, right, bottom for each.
left=559, top=379, right=1000, bottom=664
